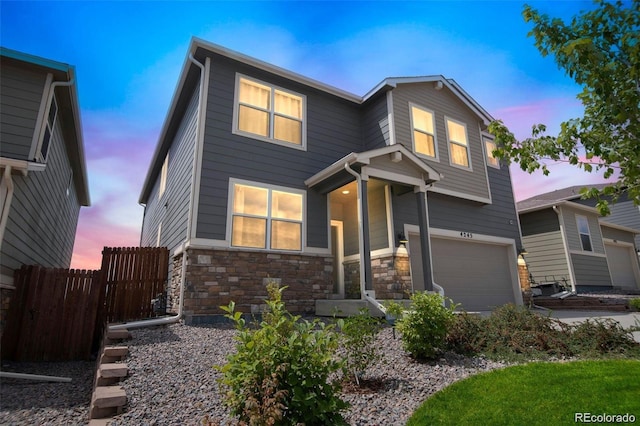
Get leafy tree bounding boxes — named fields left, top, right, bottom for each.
left=489, top=0, right=640, bottom=214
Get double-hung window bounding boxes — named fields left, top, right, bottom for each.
left=37, top=95, right=58, bottom=162
left=235, top=75, right=305, bottom=148
left=230, top=181, right=304, bottom=251
left=576, top=215, right=593, bottom=251
left=446, top=117, right=470, bottom=168
left=410, top=104, right=437, bottom=159
left=484, top=138, right=499, bottom=168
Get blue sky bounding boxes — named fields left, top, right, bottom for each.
left=1, top=0, right=614, bottom=269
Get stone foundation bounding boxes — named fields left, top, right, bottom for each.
left=344, top=254, right=412, bottom=300
left=175, top=248, right=334, bottom=319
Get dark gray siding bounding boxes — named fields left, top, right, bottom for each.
left=575, top=193, right=640, bottom=247
left=368, top=183, right=389, bottom=251
left=141, top=87, right=198, bottom=252
left=425, top=166, right=521, bottom=246
left=0, top=62, right=47, bottom=160
left=571, top=253, right=612, bottom=288
left=362, top=92, right=389, bottom=150
left=391, top=83, right=491, bottom=201
left=1, top=114, right=80, bottom=276
left=520, top=209, right=560, bottom=236
left=601, top=225, right=636, bottom=244
left=196, top=54, right=362, bottom=248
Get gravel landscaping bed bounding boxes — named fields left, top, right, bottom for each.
left=0, top=321, right=506, bottom=425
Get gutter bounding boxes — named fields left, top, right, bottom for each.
left=110, top=54, right=209, bottom=331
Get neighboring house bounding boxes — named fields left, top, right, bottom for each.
left=0, top=48, right=90, bottom=288
left=139, top=38, right=524, bottom=323
left=518, top=186, right=640, bottom=292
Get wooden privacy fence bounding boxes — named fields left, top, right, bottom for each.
left=1, top=266, right=101, bottom=361
left=100, top=246, right=169, bottom=323
left=1, top=246, right=169, bottom=362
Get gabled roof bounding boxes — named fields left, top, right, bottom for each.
left=140, top=38, right=491, bottom=203
left=516, top=183, right=611, bottom=214
left=0, top=47, right=90, bottom=206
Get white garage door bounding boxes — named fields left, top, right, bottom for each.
left=605, top=243, right=640, bottom=289
left=430, top=238, right=516, bottom=311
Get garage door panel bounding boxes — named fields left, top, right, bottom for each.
left=431, top=238, right=515, bottom=311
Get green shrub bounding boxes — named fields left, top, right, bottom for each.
left=445, top=312, right=485, bottom=355
left=568, top=318, right=640, bottom=357
left=337, top=309, right=383, bottom=385
left=396, top=292, right=456, bottom=360
left=630, top=298, right=640, bottom=311
left=216, top=282, right=348, bottom=426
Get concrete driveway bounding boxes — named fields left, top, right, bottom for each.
left=542, top=309, right=640, bottom=343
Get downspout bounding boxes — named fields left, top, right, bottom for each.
left=110, top=54, right=208, bottom=330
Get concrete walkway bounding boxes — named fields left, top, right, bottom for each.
left=541, top=309, right=640, bottom=343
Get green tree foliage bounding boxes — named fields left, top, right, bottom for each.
left=489, top=0, right=640, bottom=214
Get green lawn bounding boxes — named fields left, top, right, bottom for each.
left=407, top=360, right=640, bottom=426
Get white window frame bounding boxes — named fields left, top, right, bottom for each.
left=445, top=116, right=472, bottom=170
left=159, top=153, right=169, bottom=199
left=409, top=102, right=439, bottom=161
left=36, top=94, right=58, bottom=163
left=576, top=214, right=593, bottom=252
left=484, top=137, right=500, bottom=169
left=232, top=74, right=307, bottom=151
left=227, top=178, right=306, bottom=252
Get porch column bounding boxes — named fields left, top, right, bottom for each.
left=415, top=188, right=433, bottom=291
left=360, top=177, right=373, bottom=291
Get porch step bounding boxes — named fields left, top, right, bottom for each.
left=100, top=346, right=128, bottom=364
left=106, top=329, right=130, bottom=343
left=90, top=385, right=127, bottom=419
left=534, top=296, right=630, bottom=311
left=96, top=363, right=128, bottom=386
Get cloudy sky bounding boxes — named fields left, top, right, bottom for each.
left=1, top=0, right=615, bottom=269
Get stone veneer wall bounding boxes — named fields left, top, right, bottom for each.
left=177, top=248, right=334, bottom=321
left=344, top=254, right=412, bottom=300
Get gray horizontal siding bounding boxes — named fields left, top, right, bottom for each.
left=141, top=87, right=198, bottom=253
left=0, top=63, right=47, bottom=160
left=391, top=83, right=490, bottom=201
left=362, top=92, right=389, bottom=150
left=561, top=206, right=605, bottom=254
left=1, top=115, right=80, bottom=276
left=520, top=209, right=560, bottom=236
left=196, top=55, right=362, bottom=248
left=571, top=253, right=612, bottom=287
left=522, top=231, right=570, bottom=284
left=368, top=183, right=389, bottom=251
left=601, top=225, right=636, bottom=244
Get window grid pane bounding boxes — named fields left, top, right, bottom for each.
left=232, top=216, right=267, bottom=248
left=450, top=143, right=469, bottom=167
left=238, top=105, right=269, bottom=137
left=274, top=115, right=302, bottom=144
left=233, top=184, right=268, bottom=216
left=414, top=131, right=435, bottom=157
left=271, top=221, right=301, bottom=250
left=271, top=191, right=302, bottom=220
left=411, top=106, right=434, bottom=134
left=239, top=79, right=270, bottom=109
left=485, top=139, right=499, bottom=166
left=275, top=90, right=302, bottom=119
left=447, top=120, right=467, bottom=145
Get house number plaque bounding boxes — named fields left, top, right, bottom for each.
left=459, top=231, right=473, bottom=239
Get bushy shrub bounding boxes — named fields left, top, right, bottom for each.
left=396, top=292, right=456, bottom=360
left=568, top=318, right=640, bottom=357
left=445, top=311, right=485, bottom=355
left=630, top=298, right=640, bottom=311
left=217, top=282, right=348, bottom=426
left=337, top=309, right=383, bottom=385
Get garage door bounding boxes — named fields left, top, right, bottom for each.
left=430, top=238, right=515, bottom=311
left=605, top=243, right=640, bottom=289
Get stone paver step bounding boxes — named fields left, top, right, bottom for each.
left=92, top=385, right=126, bottom=408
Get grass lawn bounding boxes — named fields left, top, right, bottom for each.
left=407, top=360, right=640, bottom=426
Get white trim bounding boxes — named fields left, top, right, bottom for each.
left=190, top=57, right=210, bottom=239
left=232, top=73, right=307, bottom=151
left=444, top=116, right=472, bottom=171
left=159, top=153, right=168, bottom=199
left=29, top=73, right=53, bottom=160
left=386, top=91, right=396, bottom=145
left=409, top=102, right=439, bottom=161
left=554, top=206, right=577, bottom=292
left=180, top=237, right=331, bottom=256
left=427, top=186, right=492, bottom=204
left=361, top=165, right=426, bottom=190
left=331, top=220, right=345, bottom=297
left=226, top=177, right=306, bottom=252
left=569, top=249, right=607, bottom=258
left=575, top=213, right=594, bottom=252
left=343, top=247, right=395, bottom=263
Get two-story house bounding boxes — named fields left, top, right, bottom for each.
left=0, top=48, right=90, bottom=287
left=139, top=38, right=524, bottom=323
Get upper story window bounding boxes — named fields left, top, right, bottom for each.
left=230, top=180, right=304, bottom=251
left=410, top=104, right=437, bottom=159
left=446, top=117, right=470, bottom=169
left=576, top=215, right=593, bottom=251
left=37, top=95, right=58, bottom=162
left=159, top=154, right=168, bottom=199
left=484, top=138, right=499, bottom=168
left=234, top=75, right=305, bottom=149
